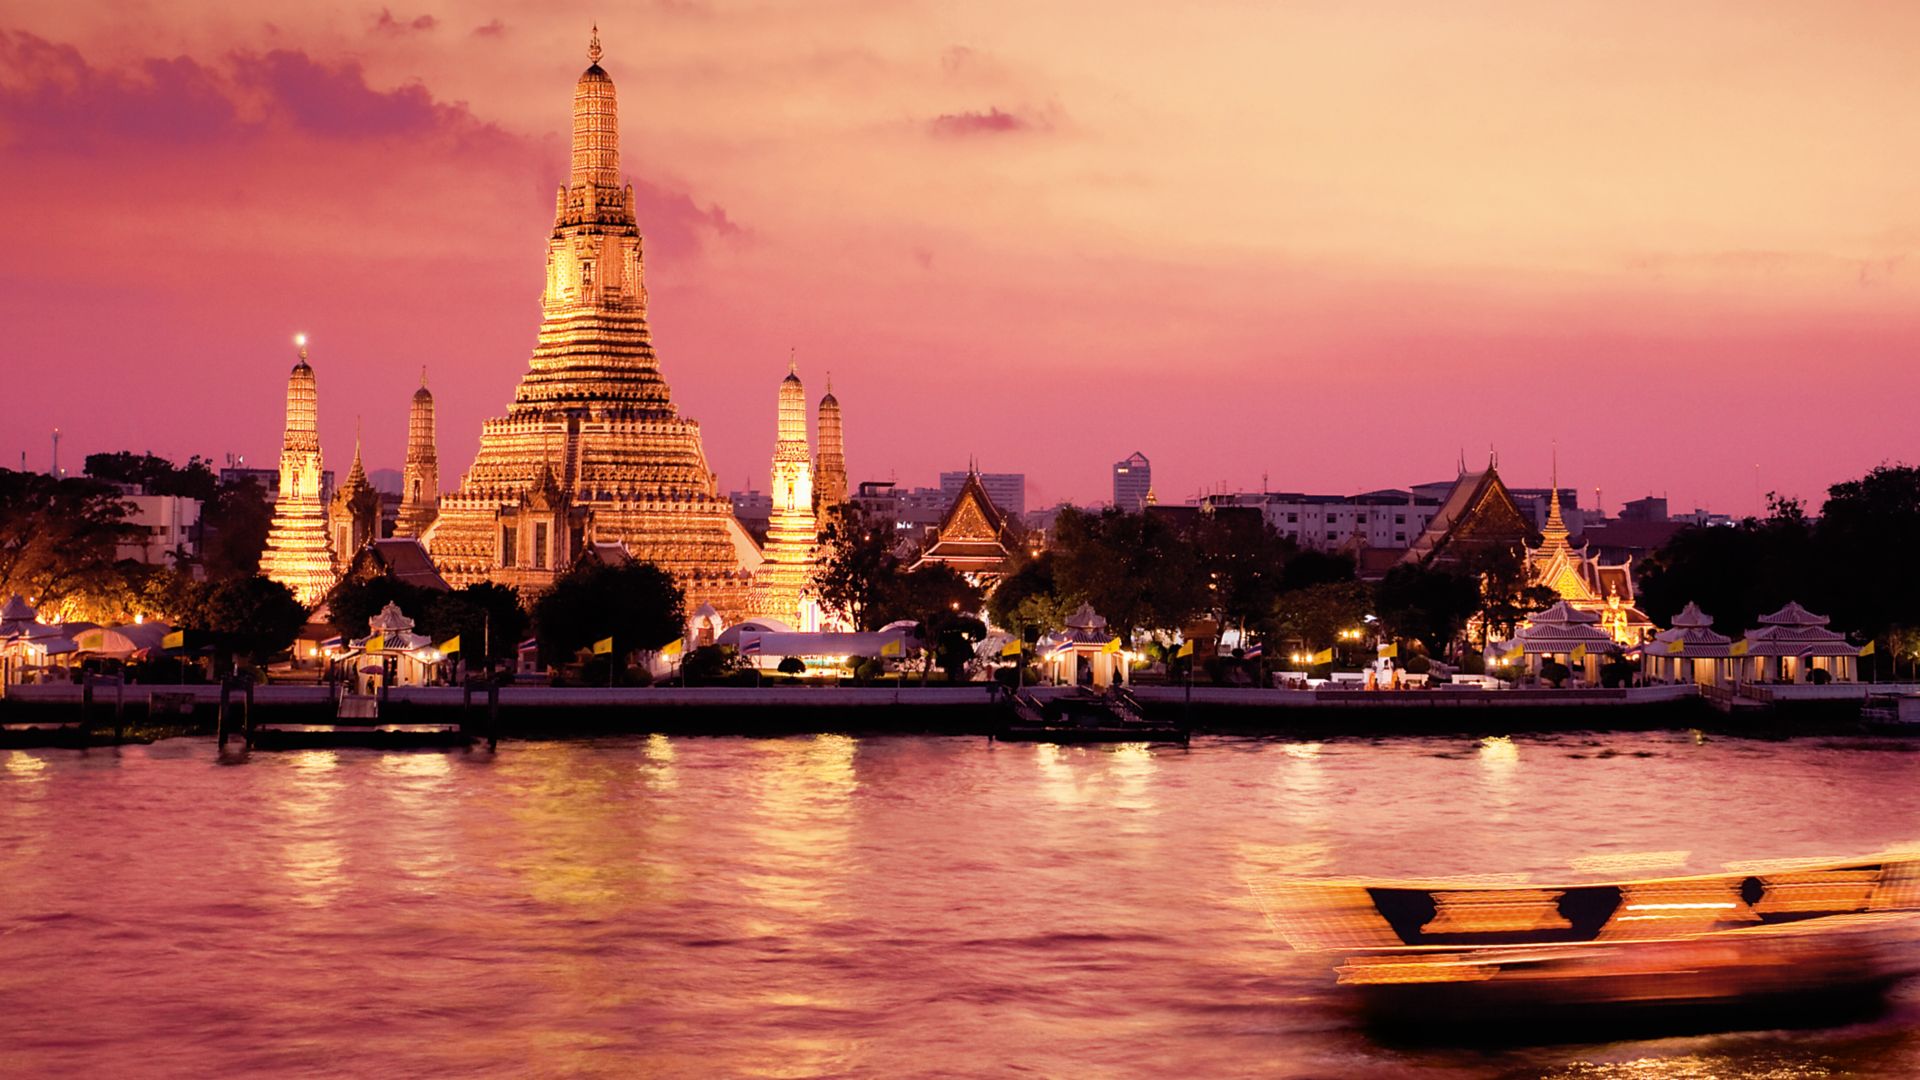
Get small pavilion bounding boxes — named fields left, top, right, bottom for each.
left=1037, top=603, right=1130, bottom=689
left=1738, top=602, right=1860, bottom=684
left=1497, top=601, right=1615, bottom=684
left=344, top=601, right=439, bottom=691
left=1642, top=602, right=1734, bottom=685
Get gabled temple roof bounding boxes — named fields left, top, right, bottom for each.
left=914, top=471, right=1013, bottom=572
left=1401, top=464, right=1531, bottom=565
left=349, top=539, right=452, bottom=592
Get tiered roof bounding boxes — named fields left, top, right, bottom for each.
left=1506, top=601, right=1615, bottom=654
left=1744, top=601, right=1858, bottom=658
left=1647, top=601, right=1734, bottom=657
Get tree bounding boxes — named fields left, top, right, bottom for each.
left=1050, top=507, right=1206, bottom=639
left=816, top=508, right=907, bottom=630
left=1460, top=543, right=1555, bottom=647
left=777, top=655, right=807, bottom=680
left=423, top=583, right=528, bottom=670
left=1637, top=494, right=1815, bottom=632
left=176, top=576, right=308, bottom=670
left=1278, top=549, right=1356, bottom=593
left=1373, top=563, right=1481, bottom=658
left=1539, top=659, right=1570, bottom=688
left=200, top=475, right=273, bottom=580
left=83, top=452, right=219, bottom=501
left=328, top=575, right=439, bottom=641
left=1270, top=581, right=1373, bottom=656
left=986, top=553, right=1074, bottom=636
left=1813, top=466, right=1920, bottom=640
left=532, top=560, right=685, bottom=671
left=0, top=469, right=138, bottom=619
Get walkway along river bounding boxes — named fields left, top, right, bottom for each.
left=1, top=732, right=1917, bottom=1077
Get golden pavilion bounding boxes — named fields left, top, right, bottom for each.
left=425, top=30, right=756, bottom=615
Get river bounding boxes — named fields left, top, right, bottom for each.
left=1, top=731, right=1917, bottom=1078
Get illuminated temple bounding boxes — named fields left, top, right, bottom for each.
left=1525, top=471, right=1654, bottom=645
left=259, top=338, right=339, bottom=606
left=815, top=377, right=848, bottom=512
left=426, top=31, right=754, bottom=614
left=752, top=361, right=819, bottom=627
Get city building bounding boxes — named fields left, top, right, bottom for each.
left=939, top=470, right=1025, bottom=519
left=114, top=489, right=201, bottom=568
left=425, top=32, right=756, bottom=613
left=815, top=378, right=848, bottom=512
left=220, top=465, right=332, bottom=506
left=753, top=362, right=819, bottom=628
left=395, top=369, right=440, bottom=538
left=1194, top=489, right=1440, bottom=551
left=729, top=489, right=772, bottom=537
left=1112, top=451, right=1152, bottom=513
left=259, top=337, right=339, bottom=606
left=849, top=480, right=959, bottom=544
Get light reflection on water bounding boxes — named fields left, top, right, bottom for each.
left=0, top=731, right=1915, bottom=1078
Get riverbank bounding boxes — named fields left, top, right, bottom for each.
left=1, top=682, right=1906, bottom=742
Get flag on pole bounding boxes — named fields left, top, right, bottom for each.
left=1860, top=640, right=1877, bottom=657
left=1000, top=639, right=1022, bottom=658
left=1666, top=639, right=1685, bottom=655
left=1243, top=641, right=1263, bottom=660
left=364, top=634, right=385, bottom=653
left=436, top=635, right=460, bottom=655
left=1729, top=638, right=1750, bottom=657
left=1176, top=640, right=1195, bottom=659
left=1501, top=642, right=1525, bottom=663
left=880, top=637, right=903, bottom=657
left=1378, top=642, right=1397, bottom=659
left=162, top=630, right=185, bottom=650
left=739, top=636, right=762, bottom=657
left=1101, top=637, right=1123, bottom=654
left=1312, top=647, right=1334, bottom=665
left=660, top=639, right=684, bottom=658
left=592, top=636, right=614, bottom=655
left=1571, top=643, right=1587, bottom=664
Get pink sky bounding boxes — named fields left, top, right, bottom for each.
left=2, top=2, right=1916, bottom=515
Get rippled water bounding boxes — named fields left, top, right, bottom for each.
left=2, top=731, right=1918, bottom=1078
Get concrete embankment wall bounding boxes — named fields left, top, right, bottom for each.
left=0, top=681, right=1888, bottom=739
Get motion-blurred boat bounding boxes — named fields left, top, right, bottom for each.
left=1252, top=853, right=1920, bottom=1035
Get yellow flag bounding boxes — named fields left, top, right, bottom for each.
left=1102, top=637, right=1123, bottom=654
left=661, top=639, right=684, bottom=658
left=1000, top=639, right=1022, bottom=658
left=436, top=635, right=460, bottom=655
left=1176, top=640, right=1194, bottom=659
left=1860, top=640, right=1876, bottom=657
left=1667, top=639, right=1685, bottom=655
left=592, top=636, right=614, bottom=655
left=1571, top=644, right=1587, bottom=664
left=1379, top=642, right=1398, bottom=659
left=1502, top=642, right=1525, bottom=662
left=1729, top=638, right=1750, bottom=657
left=880, top=638, right=903, bottom=657
left=162, top=630, right=185, bottom=649
left=1312, top=647, right=1334, bottom=665
left=364, top=634, right=385, bottom=652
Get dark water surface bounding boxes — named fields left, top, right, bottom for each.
left=2, top=732, right=1918, bottom=1078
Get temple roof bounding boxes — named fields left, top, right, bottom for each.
left=349, top=539, right=451, bottom=592
left=1401, top=463, right=1531, bottom=565
left=914, top=471, right=1013, bottom=572
left=1757, top=601, right=1831, bottom=627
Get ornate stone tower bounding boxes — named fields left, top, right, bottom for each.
left=328, top=422, right=381, bottom=574
left=755, top=361, right=818, bottom=625
left=260, top=337, right=339, bottom=606
left=426, top=30, right=753, bottom=609
left=396, top=369, right=439, bottom=538
left=815, top=375, right=848, bottom=512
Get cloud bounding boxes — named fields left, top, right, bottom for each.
left=473, top=19, right=508, bottom=38
left=927, top=107, right=1027, bottom=137
left=0, top=32, right=241, bottom=150
left=372, top=8, right=437, bottom=35
left=230, top=49, right=468, bottom=138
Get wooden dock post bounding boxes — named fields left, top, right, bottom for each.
left=80, top=674, right=94, bottom=746
left=487, top=680, right=499, bottom=752
left=216, top=680, right=230, bottom=746
left=242, top=679, right=256, bottom=749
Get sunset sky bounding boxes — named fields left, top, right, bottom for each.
left=2, top=2, right=1916, bottom=514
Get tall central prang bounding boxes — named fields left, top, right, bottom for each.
left=427, top=29, right=755, bottom=616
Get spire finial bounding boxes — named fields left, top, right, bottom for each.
left=295, top=332, right=308, bottom=362
left=788, top=346, right=796, bottom=376
left=825, top=370, right=832, bottom=394
left=588, top=24, right=602, bottom=65
left=420, top=365, right=428, bottom=389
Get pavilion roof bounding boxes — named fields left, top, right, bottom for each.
left=1757, top=601, right=1830, bottom=627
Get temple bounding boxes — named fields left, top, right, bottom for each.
left=1399, top=458, right=1532, bottom=568
left=815, top=375, right=848, bottom=512
left=395, top=369, right=440, bottom=538
left=259, top=337, right=339, bottom=606
left=1524, top=464, right=1653, bottom=645
left=753, top=361, right=819, bottom=627
left=913, top=469, right=1015, bottom=585
left=425, top=30, right=754, bottom=614
left=328, top=422, right=380, bottom=575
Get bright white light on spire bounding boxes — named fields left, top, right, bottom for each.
left=295, top=333, right=308, bottom=347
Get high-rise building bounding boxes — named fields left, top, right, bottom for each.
left=426, top=30, right=754, bottom=611
left=815, top=377, right=848, bottom=512
left=395, top=368, right=440, bottom=538
left=1112, top=451, right=1151, bottom=513
left=259, top=338, right=339, bottom=606
left=938, top=470, right=1024, bottom=518
left=755, top=362, right=818, bottom=626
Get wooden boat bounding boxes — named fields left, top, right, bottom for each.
left=995, top=688, right=1189, bottom=744
left=1252, top=853, right=1920, bottom=1036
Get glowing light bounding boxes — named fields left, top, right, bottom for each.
left=294, top=333, right=307, bottom=347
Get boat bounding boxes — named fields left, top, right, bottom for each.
left=1252, top=853, right=1920, bottom=1037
